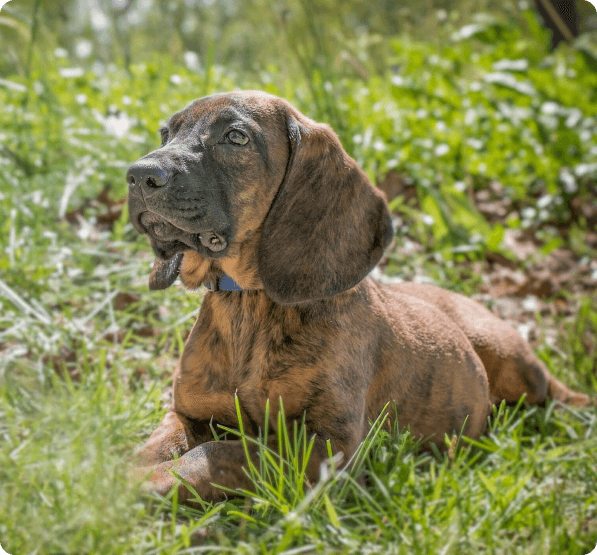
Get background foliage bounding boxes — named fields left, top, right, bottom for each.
left=0, top=1, right=596, bottom=554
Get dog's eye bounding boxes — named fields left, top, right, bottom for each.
left=226, top=130, right=249, bottom=146
left=160, top=128, right=169, bottom=146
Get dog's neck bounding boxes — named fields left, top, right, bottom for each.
left=179, top=234, right=266, bottom=292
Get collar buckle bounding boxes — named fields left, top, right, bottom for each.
left=206, top=274, right=243, bottom=292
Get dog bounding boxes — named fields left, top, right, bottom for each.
left=127, top=91, right=592, bottom=503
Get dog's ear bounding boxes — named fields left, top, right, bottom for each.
left=258, top=107, right=393, bottom=304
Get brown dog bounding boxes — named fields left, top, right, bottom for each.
left=127, top=91, right=592, bottom=503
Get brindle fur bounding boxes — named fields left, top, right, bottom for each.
left=127, top=91, right=592, bottom=503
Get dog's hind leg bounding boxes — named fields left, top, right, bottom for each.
left=476, top=340, right=591, bottom=407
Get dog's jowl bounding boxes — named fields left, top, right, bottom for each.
left=127, top=91, right=592, bottom=503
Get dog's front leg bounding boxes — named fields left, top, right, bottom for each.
left=135, top=436, right=334, bottom=504
left=135, top=409, right=212, bottom=466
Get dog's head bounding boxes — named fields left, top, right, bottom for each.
left=127, top=91, right=393, bottom=304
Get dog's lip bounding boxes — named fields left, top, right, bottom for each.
left=151, top=238, right=192, bottom=261
left=138, top=211, right=229, bottom=258
left=138, top=211, right=183, bottom=237
left=138, top=212, right=218, bottom=249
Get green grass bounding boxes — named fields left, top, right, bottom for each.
left=1, top=352, right=596, bottom=554
left=1, top=15, right=597, bottom=555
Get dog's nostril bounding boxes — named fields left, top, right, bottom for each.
left=127, top=163, right=169, bottom=190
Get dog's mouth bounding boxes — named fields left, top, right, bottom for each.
left=137, top=212, right=228, bottom=290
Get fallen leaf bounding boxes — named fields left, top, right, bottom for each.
left=377, top=171, right=417, bottom=205
left=113, top=291, right=141, bottom=311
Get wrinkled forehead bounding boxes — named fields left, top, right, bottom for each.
left=166, top=91, right=282, bottom=135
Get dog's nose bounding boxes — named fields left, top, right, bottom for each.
left=127, top=160, right=171, bottom=190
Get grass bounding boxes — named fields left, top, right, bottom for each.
left=1, top=11, right=597, bottom=554
left=1, top=348, right=596, bottom=553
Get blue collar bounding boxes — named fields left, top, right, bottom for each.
left=205, top=274, right=244, bottom=292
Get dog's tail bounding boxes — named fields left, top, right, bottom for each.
left=547, top=373, right=593, bottom=407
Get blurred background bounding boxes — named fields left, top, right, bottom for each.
left=1, top=0, right=597, bottom=373
left=3, top=0, right=597, bottom=77
left=1, top=0, right=597, bottom=244
left=1, top=0, right=597, bottom=340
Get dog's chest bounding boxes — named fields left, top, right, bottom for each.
left=176, top=292, right=331, bottom=425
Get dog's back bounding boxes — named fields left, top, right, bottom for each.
left=383, top=281, right=590, bottom=407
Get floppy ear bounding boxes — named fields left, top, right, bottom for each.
left=258, top=107, right=393, bottom=304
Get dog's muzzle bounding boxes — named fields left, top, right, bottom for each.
left=127, top=159, right=228, bottom=254
left=126, top=157, right=230, bottom=290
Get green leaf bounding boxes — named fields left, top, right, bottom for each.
left=486, top=224, right=505, bottom=252
left=323, top=494, right=341, bottom=528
